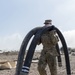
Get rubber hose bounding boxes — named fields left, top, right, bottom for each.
left=21, top=26, right=54, bottom=74
left=56, top=43, right=62, bottom=63
left=55, top=27, right=71, bottom=75
left=15, top=27, right=42, bottom=75
left=21, top=26, right=71, bottom=75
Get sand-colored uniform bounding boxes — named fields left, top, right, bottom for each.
left=37, top=30, right=59, bottom=75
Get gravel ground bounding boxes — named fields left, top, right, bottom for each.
left=0, top=52, right=75, bottom=75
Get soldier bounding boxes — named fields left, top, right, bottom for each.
left=37, top=19, right=59, bottom=75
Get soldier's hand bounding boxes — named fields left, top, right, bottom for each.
left=58, top=62, right=62, bottom=67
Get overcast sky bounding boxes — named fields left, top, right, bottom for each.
left=0, top=0, right=75, bottom=51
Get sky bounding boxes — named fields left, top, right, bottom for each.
left=0, top=0, right=75, bottom=51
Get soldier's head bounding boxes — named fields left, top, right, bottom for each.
left=44, top=19, right=52, bottom=26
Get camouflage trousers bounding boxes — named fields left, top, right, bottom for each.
left=37, top=51, right=57, bottom=75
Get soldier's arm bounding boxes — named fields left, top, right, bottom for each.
left=49, top=30, right=59, bottom=45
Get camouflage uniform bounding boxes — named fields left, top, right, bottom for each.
left=37, top=30, right=59, bottom=75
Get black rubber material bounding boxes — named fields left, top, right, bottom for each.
left=55, top=27, right=71, bottom=75
left=16, top=26, right=71, bottom=75
left=15, top=27, right=42, bottom=75
left=23, top=26, right=54, bottom=69
left=22, top=26, right=71, bottom=75
left=56, top=43, right=62, bottom=63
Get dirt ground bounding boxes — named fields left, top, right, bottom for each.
left=0, top=52, right=75, bottom=75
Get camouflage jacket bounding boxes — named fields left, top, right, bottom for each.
left=38, top=30, right=59, bottom=56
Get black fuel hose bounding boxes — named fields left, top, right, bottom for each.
left=56, top=43, right=62, bottom=63
left=21, top=26, right=71, bottom=75
left=15, top=27, right=42, bottom=75
left=55, top=27, right=71, bottom=75
left=21, top=26, right=54, bottom=74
